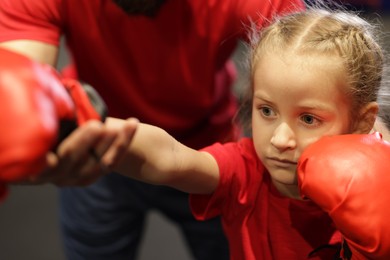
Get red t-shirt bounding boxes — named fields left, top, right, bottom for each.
left=0, top=0, right=304, bottom=149
left=191, top=138, right=342, bottom=259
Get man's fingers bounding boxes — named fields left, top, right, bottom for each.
left=17, top=118, right=139, bottom=187
left=56, top=120, right=104, bottom=172
left=101, top=117, right=139, bottom=168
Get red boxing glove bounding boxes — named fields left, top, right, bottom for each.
left=297, top=133, right=390, bottom=259
left=0, top=48, right=104, bottom=201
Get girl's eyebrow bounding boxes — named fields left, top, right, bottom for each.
left=253, top=94, right=276, bottom=107
left=253, top=91, right=272, bottom=103
left=254, top=91, right=335, bottom=112
left=296, top=101, right=336, bottom=112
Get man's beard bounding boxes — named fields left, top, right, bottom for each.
left=112, top=0, right=167, bottom=17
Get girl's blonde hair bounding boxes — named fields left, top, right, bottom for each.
left=238, top=6, right=385, bottom=133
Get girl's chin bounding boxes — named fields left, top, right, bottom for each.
left=268, top=168, right=297, bottom=185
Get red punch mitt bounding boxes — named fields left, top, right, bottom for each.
left=0, top=48, right=105, bottom=202
left=297, top=133, right=390, bottom=259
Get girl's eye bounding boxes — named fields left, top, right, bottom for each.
left=260, top=106, right=276, bottom=117
left=301, top=114, right=320, bottom=126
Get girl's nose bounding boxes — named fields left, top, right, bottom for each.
left=270, top=123, right=296, bottom=151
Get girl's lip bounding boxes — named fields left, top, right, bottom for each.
left=268, top=157, right=297, bottom=166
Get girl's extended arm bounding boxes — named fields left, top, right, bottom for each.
left=107, top=117, right=220, bottom=194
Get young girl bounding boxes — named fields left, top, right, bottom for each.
left=105, top=7, right=386, bottom=259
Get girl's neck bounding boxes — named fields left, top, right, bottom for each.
left=271, top=179, right=302, bottom=200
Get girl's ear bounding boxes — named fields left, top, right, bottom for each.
left=352, top=102, right=379, bottom=134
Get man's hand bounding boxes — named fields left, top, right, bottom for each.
left=0, top=47, right=137, bottom=200
left=27, top=118, right=139, bottom=187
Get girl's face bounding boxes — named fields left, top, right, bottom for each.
left=252, top=52, right=352, bottom=198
